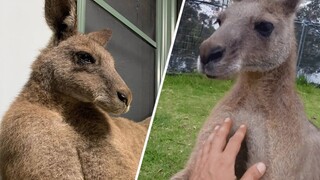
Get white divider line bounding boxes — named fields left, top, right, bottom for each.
left=135, top=0, right=187, bottom=179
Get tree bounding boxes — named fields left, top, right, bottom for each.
left=296, top=0, right=320, bottom=76
left=297, top=0, right=320, bottom=23
left=168, top=0, right=220, bottom=73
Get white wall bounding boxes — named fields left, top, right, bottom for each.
left=0, top=1, right=51, bottom=119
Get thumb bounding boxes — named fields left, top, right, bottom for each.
left=241, top=162, right=266, bottom=180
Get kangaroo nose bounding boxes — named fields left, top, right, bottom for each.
left=117, top=91, right=128, bottom=105
left=201, top=46, right=225, bottom=65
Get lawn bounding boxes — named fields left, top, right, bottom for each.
left=138, top=73, right=320, bottom=180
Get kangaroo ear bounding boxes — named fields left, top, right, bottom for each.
left=279, top=0, right=302, bottom=15
left=88, top=29, right=113, bottom=46
left=45, top=0, right=77, bottom=45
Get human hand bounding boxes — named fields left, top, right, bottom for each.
left=190, top=118, right=266, bottom=180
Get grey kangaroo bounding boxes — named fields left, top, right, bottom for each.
left=172, top=0, right=320, bottom=179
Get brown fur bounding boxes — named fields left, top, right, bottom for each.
left=0, top=0, right=149, bottom=179
left=172, top=0, right=320, bottom=179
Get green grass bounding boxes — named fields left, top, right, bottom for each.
left=138, top=73, right=320, bottom=180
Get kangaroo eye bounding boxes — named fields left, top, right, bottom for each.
left=75, top=51, right=95, bottom=65
left=254, top=21, right=274, bottom=37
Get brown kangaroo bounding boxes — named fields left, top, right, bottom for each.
left=172, top=0, right=320, bottom=179
left=0, top=0, right=149, bottom=179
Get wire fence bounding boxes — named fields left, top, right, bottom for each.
left=168, top=0, right=320, bottom=84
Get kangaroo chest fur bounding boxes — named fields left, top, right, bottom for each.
left=210, top=87, right=312, bottom=179
left=0, top=101, right=145, bottom=180
left=74, top=135, right=139, bottom=179
left=62, top=107, right=144, bottom=179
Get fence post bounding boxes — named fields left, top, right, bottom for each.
left=297, top=21, right=307, bottom=71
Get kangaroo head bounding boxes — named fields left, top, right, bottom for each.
left=32, top=0, right=132, bottom=115
left=198, top=0, right=301, bottom=79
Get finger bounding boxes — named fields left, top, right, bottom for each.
left=195, top=125, right=220, bottom=171
left=193, top=147, right=204, bottom=172
left=224, top=125, right=247, bottom=160
left=203, top=125, right=220, bottom=155
left=211, top=118, right=232, bottom=152
left=241, top=162, right=266, bottom=180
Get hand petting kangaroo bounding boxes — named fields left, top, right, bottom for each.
left=0, top=0, right=149, bottom=179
